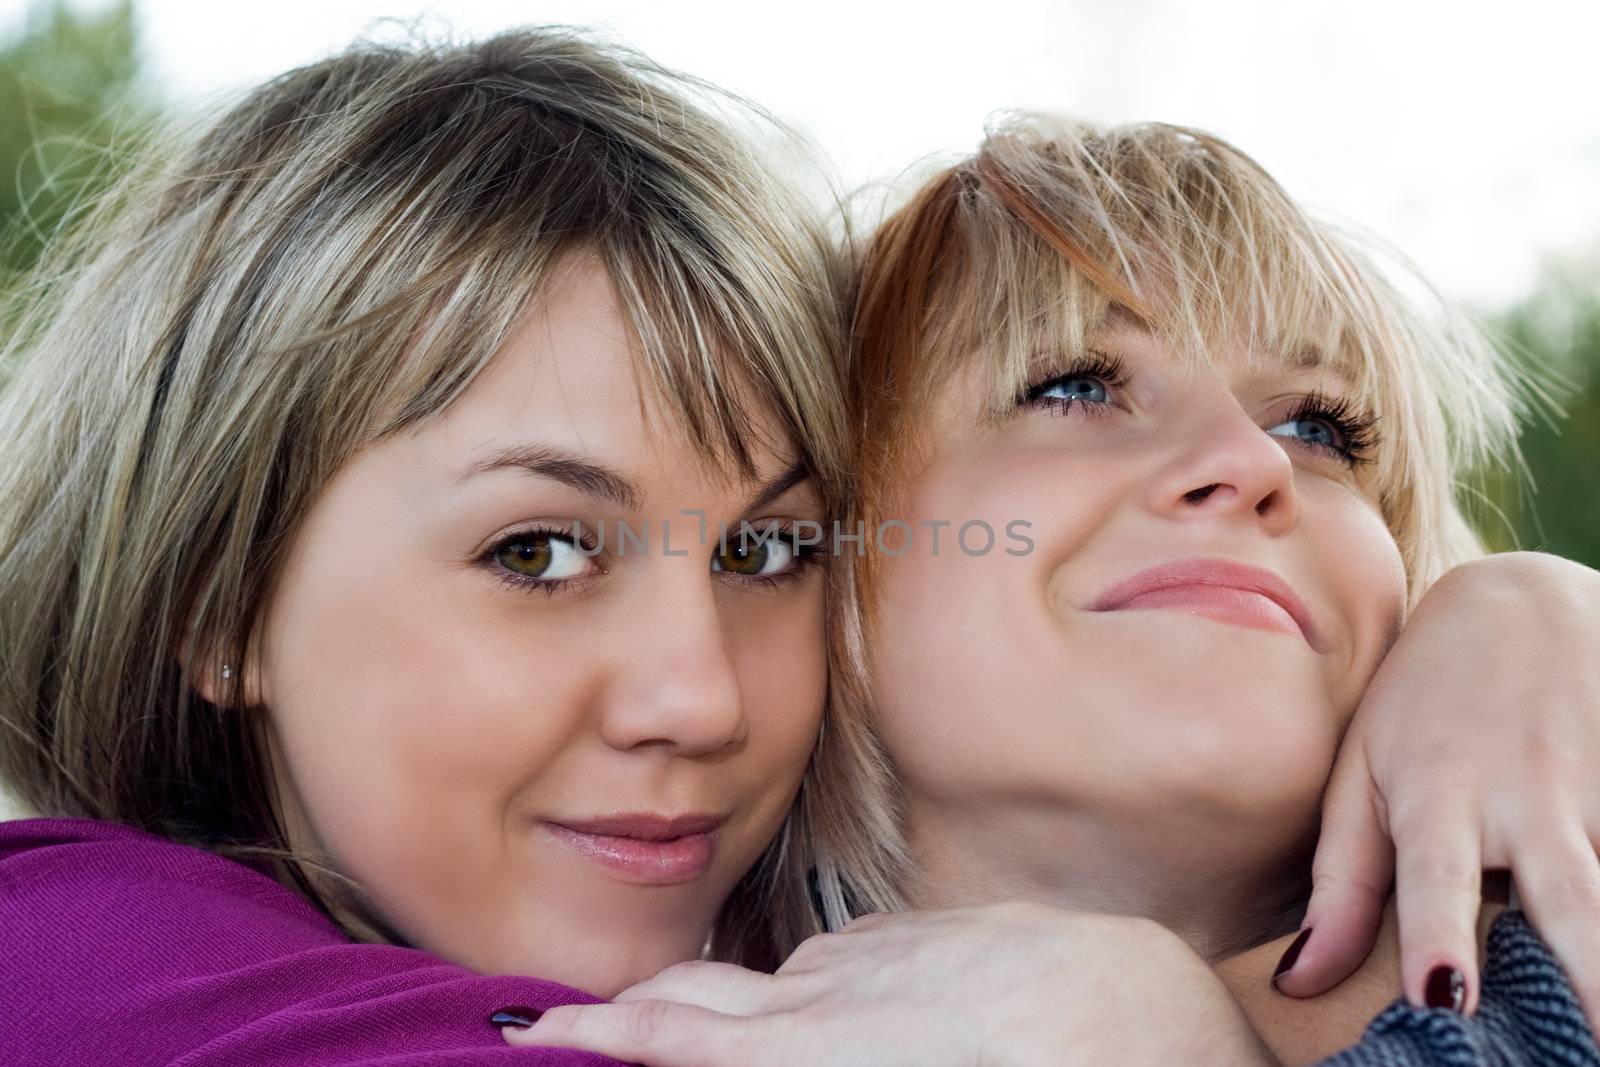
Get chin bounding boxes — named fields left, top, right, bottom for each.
left=1127, top=708, right=1340, bottom=827
left=563, top=935, right=710, bottom=999
left=1028, top=658, right=1343, bottom=823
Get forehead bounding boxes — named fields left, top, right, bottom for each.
left=423, top=257, right=800, bottom=500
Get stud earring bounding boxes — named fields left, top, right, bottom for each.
left=221, top=664, right=234, bottom=681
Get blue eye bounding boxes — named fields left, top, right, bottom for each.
left=1020, top=351, right=1129, bottom=414
left=1038, top=375, right=1109, bottom=404
left=1266, top=392, right=1380, bottom=467
left=1266, top=417, right=1341, bottom=451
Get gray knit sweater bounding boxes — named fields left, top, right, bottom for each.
left=1319, top=911, right=1599, bottom=1066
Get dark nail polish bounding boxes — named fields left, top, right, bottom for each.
left=1425, top=966, right=1466, bottom=1012
left=1271, top=927, right=1314, bottom=983
left=489, top=1005, right=542, bottom=1030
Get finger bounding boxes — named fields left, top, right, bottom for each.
left=777, top=911, right=903, bottom=976
left=503, top=999, right=766, bottom=1066
left=1509, top=817, right=1600, bottom=1033
left=840, top=910, right=894, bottom=933
left=1275, top=746, right=1393, bottom=997
left=777, top=929, right=853, bottom=976
left=1390, top=789, right=1484, bottom=1015
left=613, top=960, right=780, bottom=1017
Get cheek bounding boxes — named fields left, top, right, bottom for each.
left=724, top=583, right=827, bottom=789
left=868, top=450, right=1117, bottom=796
left=259, top=539, right=593, bottom=887
left=1305, top=486, right=1408, bottom=718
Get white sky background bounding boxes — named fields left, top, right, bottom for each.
left=3, top=0, right=1599, bottom=309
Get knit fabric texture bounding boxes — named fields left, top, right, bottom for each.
left=0, top=817, right=621, bottom=1065
left=1320, top=910, right=1599, bottom=1067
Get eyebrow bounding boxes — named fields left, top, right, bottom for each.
left=1281, top=341, right=1358, bottom=390
left=743, top=460, right=812, bottom=515
left=453, top=444, right=812, bottom=514
left=1098, top=304, right=1152, bottom=334
left=454, top=444, right=642, bottom=509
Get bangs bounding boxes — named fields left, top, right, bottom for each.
left=209, top=35, right=850, bottom=508
left=960, top=121, right=1389, bottom=414
left=854, top=114, right=1526, bottom=602
left=368, top=233, right=825, bottom=495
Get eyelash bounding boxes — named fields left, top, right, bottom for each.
left=724, top=522, right=826, bottom=592
left=1019, top=351, right=1381, bottom=467
left=478, top=520, right=823, bottom=597
left=478, top=523, right=596, bottom=597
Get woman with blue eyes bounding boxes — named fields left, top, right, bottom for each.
left=510, top=117, right=1600, bottom=1065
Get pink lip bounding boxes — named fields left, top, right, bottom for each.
left=543, top=813, right=726, bottom=886
left=1088, top=557, right=1325, bottom=652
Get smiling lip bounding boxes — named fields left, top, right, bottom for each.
left=543, top=813, right=726, bottom=886
left=1088, top=557, right=1324, bottom=652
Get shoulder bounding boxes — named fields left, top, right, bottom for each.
left=0, top=815, right=332, bottom=938
left=0, top=817, right=617, bottom=1066
left=1, top=819, right=345, bottom=959
left=1318, top=911, right=1600, bottom=1067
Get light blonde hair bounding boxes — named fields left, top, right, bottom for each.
left=821, top=114, right=1534, bottom=914
left=0, top=26, right=890, bottom=969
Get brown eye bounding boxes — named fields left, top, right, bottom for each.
left=494, top=533, right=588, bottom=580
left=713, top=532, right=796, bottom=577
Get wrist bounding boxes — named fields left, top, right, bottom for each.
left=1438, top=550, right=1596, bottom=603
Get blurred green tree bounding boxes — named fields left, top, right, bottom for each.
left=1474, top=270, right=1600, bottom=569
left=0, top=0, right=148, bottom=289
left=0, top=1, right=147, bottom=817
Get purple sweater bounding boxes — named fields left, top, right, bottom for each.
left=0, top=817, right=626, bottom=1066
left=12, top=816, right=1593, bottom=1067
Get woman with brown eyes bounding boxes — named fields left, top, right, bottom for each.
left=0, top=27, right=888, bottom=1064
left=510, top=117, right=1600, bottom=1066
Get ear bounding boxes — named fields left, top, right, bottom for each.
left=176, top=613, right=265, bottom=710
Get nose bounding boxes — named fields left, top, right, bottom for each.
left=1144, top=384, right=1299, bottom=536
left=594, top=568, right=748, bottom=757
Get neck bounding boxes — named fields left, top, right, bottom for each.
left=1214, top=876, right=1510, bottom=1065
left=901, top=792, right=1314, bottom=961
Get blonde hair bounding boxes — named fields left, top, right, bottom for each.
left=822, top=114, right=1532, bottom=914
left=0, top=26, right=885, bottom=969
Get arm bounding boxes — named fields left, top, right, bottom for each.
left=0, top=817, right=619, bottom=1066
left=506, top=904, right=1281, bottom=1066
left=1275, top=551, right=1600, bottom=1028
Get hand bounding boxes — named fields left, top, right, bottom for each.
left=1274, top=551, right=1600, bottom=1028
left=504, top=903, right=1277, bottom=1066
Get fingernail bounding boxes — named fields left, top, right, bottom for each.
left=1271, top=927, right=1313, bottom=985
left=489, top=1005, right=542, bottom=1030
left=1425, top=966, right=1466, bottom=1012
